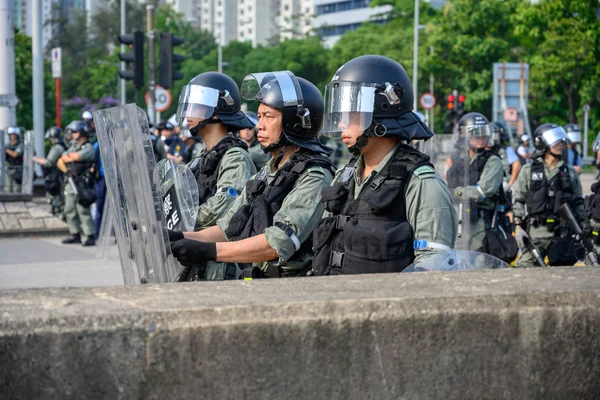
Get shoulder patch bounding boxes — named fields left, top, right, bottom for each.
left=306, top=165, right=326, bottom=176
left=413, top=165, right=435, bottom=177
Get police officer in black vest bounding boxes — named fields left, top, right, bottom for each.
left=4, top=126, right=24, bottom=193
left=177, top=72, right=257, bottom=232
left=513, top=123, right=584, bottom=267
left=312, top=55, right=457, bottom=274
left=168, top=71, right=336, bottom=280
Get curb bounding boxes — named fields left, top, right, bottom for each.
left=0, top=228, right=70, bottom=239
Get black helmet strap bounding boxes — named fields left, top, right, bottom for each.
left=189, top=117, right=221, bottom=137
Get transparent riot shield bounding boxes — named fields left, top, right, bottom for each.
left=403, top=250, right=510, bottom=272
left=95, top=198, right=115, bottom=261
left=156, top=159, right=198, bottom=231
left=0, top=129, right=6, bottom=191
left=440, top=132, right=476, bottom=251
left=93, top=104, right=180, bottom=284
left=20, top=130, right=34, bottom=195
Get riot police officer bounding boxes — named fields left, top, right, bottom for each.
left=4, top=126, right=24, bottom=193
left=33, top=126, right=66, bottom=216
left=177, top=72, right=257, bottom=231
left=58, top=120, right=96, bottom=246
left=488, top=122, right=521, bottom=188
left=564, top=123, right=583, bottom=174
left=312, top=55, right=457, bottom=274
left=513, top=123, right=585, bottom=267
left=169, top=71, right=336, bottom=280
left=447, top=113, right=514, bottom=259
left=237, top=111, right=271, bottom=171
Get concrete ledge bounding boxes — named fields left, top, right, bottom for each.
left=1, top=268, right=600, bottom=399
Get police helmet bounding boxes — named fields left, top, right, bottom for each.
left=65, top=120, right=90, bottom=136
left=45, top=126, right=63, bottom=140
left=458, top=113, right=491, bottom=137
left=564, top=123, right=582, bottom=144
left=520, top=134, right=530, bottom=143
left=6, top=126, right=22, bottom=138
left=156, top=120, right=175, bottom=131
left=177, top=71, right=254, bottom=132
left=322, top=55, right=433, bottom=142
left=533, top=123, right=568, bottom=151
left=241, top=71, right=331, bottom=154
left=81, top=110, right=93, bottom=121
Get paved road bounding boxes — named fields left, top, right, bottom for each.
left=0, top=236, right=123, bottom=289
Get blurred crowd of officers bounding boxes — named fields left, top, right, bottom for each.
left=21, top=54, right=600, bottom=275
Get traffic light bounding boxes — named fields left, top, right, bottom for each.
left=447, top=93, right=455, bottom=110
left=118, top=31, right=144, bottom=90
left=457, top=94, right=466, bottom=116
left=159, top=32, right=185, bottom=89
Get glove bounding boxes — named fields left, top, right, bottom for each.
left=514, top=225, right=529, bottom=249
left=168, top=229, right=184, bottom=242
left=171, top=239, right=217, bottom=267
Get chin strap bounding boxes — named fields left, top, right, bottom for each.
left=470, top=146, right=486, bottom=154
left=260, top=131, right=289, bottom=154
left=547, top=150, right=563, bottom=159
left=189, top=118, right=221, bottom=137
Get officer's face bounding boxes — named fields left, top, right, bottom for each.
left=239, top=128, right=256, bottom=142
left=338, top=112, right=365, bottom=147
left=161, top=129, right=173, bottom=138
left=469, top=136, right=487, bottom=149
left=73, top=131, right=81, bottom=141
left=9, top=134, right=18, bottom=144
left=256, top=104, right=283, bottom=147
left=550, top=141, right=564, bottom=154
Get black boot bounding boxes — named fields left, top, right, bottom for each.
left=82, top=236, right=96, bottom=247
left=62, top=234, right=81, bottom=244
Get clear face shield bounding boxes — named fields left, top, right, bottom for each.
left=322, top=82, right=376, bottom=139
left=240, top=70, right=311, bottom=129
left=460, top=124, right=491, bottom=149
left=176, top=84, right=221, bottom=126
left=567, top=131, right=582, bottom=144
left=541, top=126, right=568, bottom=147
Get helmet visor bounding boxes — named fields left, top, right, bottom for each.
left=176, top=84, right=220, bottom=126
left=541, top=126, right=568, bottom=147
left=567, top=131, right=582, bottom=143
left=460, top=124, right=491, bottom=137
left=240, top=70, right=302, bottom=107
left=322, top=81, right=375, bottom=138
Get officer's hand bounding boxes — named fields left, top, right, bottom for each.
left=514, top=225, right=529, bottom=249
left=168, top=229, right=184, bottom=242
left=171, top=239, right=217, bottom=267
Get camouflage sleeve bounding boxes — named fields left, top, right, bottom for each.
left=264, top=166, right=334, bottom=262
left=77, top=143, right=96, bottom=162
left=195, top=147, right=256, bottom=230
left=192, top=142, right=205, bottom=159
left=454, top=156, right=503, bottom=201
left=568, top=166, right=585, bottom=224
left=406, top=166, right=458, bottom=262
left=14, top=143, right=24, bottom=155
left=512, top=164, right=531, bottom=221
left=43, top=145, right=63, bottom=167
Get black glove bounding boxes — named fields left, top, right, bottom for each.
left=171, top=239, right=217, bottom=267
left=168, top=229, right=184, bottom=242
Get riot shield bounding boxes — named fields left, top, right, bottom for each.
left=403, top=250, right=510, bottom=272
left=156, top=159, right=198, bottom=231
left=20, top=130, right=34, bottom=195
left=93, top=104, right=180, bottom=284
left=0, top=129, right=6, bottom=191
left=440, top=131, right=475, bottom=251
left=95, top=198, right=115, bottom=261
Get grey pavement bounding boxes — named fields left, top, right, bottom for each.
left=0, top=237, right=123, bottom=289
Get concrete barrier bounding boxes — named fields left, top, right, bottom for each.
left=1, top=267, right=600, bottom=399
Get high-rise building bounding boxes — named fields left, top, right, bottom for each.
left=13, top=0, right=59, bottom=50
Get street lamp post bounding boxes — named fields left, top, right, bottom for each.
left=412, top=0, right=419, bottom=112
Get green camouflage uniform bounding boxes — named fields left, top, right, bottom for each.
left=5, top=142, right=24, bottom=193
left=513, top=160, right=583, bottom=267
left=43, top=142, right=66, bottom=215
left=64, top=141, right=96, bottom=237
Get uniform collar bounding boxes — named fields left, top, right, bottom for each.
left=354, top=141, right=401, bottom=185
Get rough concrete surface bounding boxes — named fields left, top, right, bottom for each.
left=1, top=267, right=600, bottom=400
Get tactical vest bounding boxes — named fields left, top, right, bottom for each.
left=188, top=137, right=248, bottom=205
left=67, top=141, right=94, bottom=177
left=5, top=143, right=23, bottom=166
left=526, top=160, right=576, bottom=225
left=491, top=145, right=511, bottom=178
left=224, top=152, right=336, bottom=267
left=312, top=144, right=433, bottom=275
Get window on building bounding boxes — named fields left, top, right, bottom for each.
left=218, top=1, right=222, bottom=5
left=218, top=11, right=221, bottom=16
left=248, top=28, right=252, bottom=34
left=204, top=19, right=208, bottom=24
left=241, top=9, right=244, bottom=15
left=284, top=4, right=289, bottom=11
left=248, top=6, right=252, bottom=11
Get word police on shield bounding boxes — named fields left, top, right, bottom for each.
left=51, top=47, right=62, bottom=79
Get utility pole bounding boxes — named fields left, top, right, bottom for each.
left=583, top=104, right=591, bottom=158
left=120, top=0, right=126, bottom=105
left=147, top=5, right=156, bottom=124
left=429, top=46, right=434, bottom=131
left=412, top=0, right=419, bottom=112
left=217, top=23, right=223, bottom=73
left=32, top=0, right=44, bottom=176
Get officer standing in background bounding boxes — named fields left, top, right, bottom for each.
left=488, top=122, right=521, bottom=188
left=147, top=121, right=167, bottom=163
left=57, top=120, right=97, bottom=246
left=4, top=127, right=24, bottom=193
left=237, top=111, right=271, bottom=171
left=33, top=126, right=66, bottom=216
left=177, top=72, right=256, bottom=232
left=82, top=111, right=97, bottom=142
left=517, top=134, right=532, bottom=165
left=169, top=71, right=335, bottom=280
left=312, top=55, right=457, bottom=274
left=513, top=123, right=584, bottom=267
left=564, top=123, right=583, bottom=174
left=447, top=113, right=508, bottom=253
left=179, top=129, right=205, bottom=164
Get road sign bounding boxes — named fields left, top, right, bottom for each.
left=51, top=47, right=62, bottom=79
left=145, top=86, right=172, bottom=113
left=0, top=94, right=19, bottom=107
left=419, top=92, right=436, bottom=110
